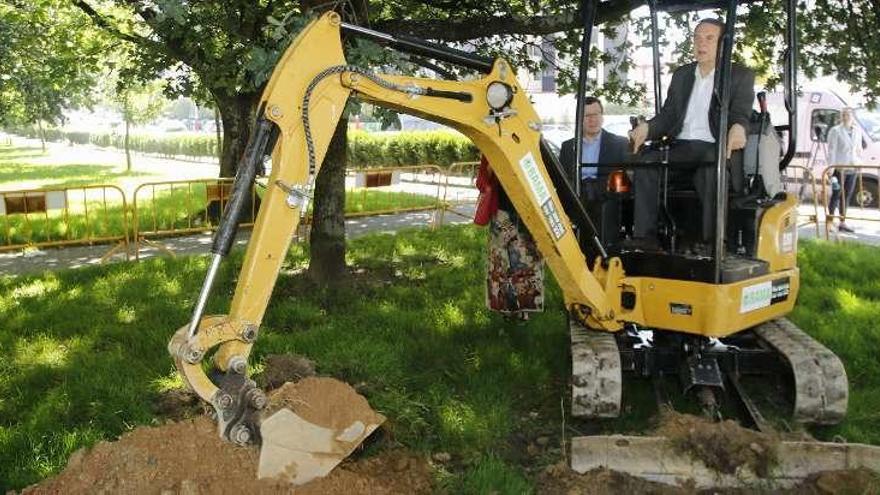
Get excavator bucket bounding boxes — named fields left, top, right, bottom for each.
left=256, top=378, right=386, bottom=485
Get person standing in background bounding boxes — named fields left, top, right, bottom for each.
left=827, top=107, right=862, bottom=233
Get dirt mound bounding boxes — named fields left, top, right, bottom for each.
left=21, top=377, right=430, bottom=495
left=258, top=354, right=316, bottom=390
left=535, top=462, right=880, bottom=494
left=655, top=411, right=779, bottom=477
left=536, top=463, right=691, bottom=495
left=263, top=377, right=385, bottom=431
left=152, top=388, right=204, bottom=421
left=794, top=468, right=880, bottom=495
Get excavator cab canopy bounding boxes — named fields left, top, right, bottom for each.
left=571, top=0, right=798, bottom=282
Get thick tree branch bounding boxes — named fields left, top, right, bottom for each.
left=372, top=0, right=641, bottom=41
left=71, top=0, right=154, bottom=48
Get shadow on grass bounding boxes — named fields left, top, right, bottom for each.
left=0, top=146, right=46, bottom=161
left=0, top=255, right=212, bottom=491
left=8, top=231, right=877, bottom=492
left=0, top=225, right=571, bottom=492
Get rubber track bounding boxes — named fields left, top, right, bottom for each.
left=570, top=319, right=622, bottom=418
left=753, top=318, right=848, bottom=425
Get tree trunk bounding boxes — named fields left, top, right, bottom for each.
left=37, top=119, right=46, bottom=152
left=216, top=93, right=258, bottom=177
left=214, top=108, right=223, bottom=163
left=308, top=116, right=348, bottom=284
left=124, top=119, right=132, bottom=173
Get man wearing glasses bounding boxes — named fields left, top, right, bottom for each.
left=559, top=96, right=630, bottom=223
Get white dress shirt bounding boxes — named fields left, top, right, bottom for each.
left=678, top=66, right=715, bottom=143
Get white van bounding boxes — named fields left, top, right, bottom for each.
left=765, top=89, right=880, bottom=207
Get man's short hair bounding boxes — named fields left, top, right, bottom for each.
left=583, top=96, right=604, bottom=113
left=696, top=18, right=726, bottom=32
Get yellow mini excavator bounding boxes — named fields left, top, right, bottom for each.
left=168, top=0, right=856, bottom=484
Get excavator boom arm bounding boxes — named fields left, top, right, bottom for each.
left=169, top=11, right=626, bottom=445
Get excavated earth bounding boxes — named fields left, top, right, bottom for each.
left=21, top=374, right=433, bottom=495
left=16, top=355, right=880, bottom=494
left=535, top=411, right=880, bottom=494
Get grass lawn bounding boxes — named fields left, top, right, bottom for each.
left=0, top=145, right=152, bottom=191
left=1, top=225, right=878, bottom=492
left=0, top=144, right=439, bottom=247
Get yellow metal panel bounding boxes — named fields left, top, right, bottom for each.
left=757, top=193, right=798, bottom=271
left=217, top=13, right=352, bottom=368
left=346, top=63, right=623, bottom=330
left=627, top=269, right=799, bottom=338
left=227, top=13, right=349, bottom=327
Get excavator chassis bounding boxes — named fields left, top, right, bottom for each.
left=569, top=317, right=858, bottom=488
left=570, top=317, right=848, bottom=426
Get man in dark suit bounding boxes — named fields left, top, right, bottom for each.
left=559, top=96, right=630, bottom=236
left=629, top=18, right=755, bottom=248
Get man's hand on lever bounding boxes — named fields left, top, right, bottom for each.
left=726, top=123, right=746, bottom=159
left=629, top=122, right=649, bottom=154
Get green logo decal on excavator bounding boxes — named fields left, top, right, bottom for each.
left=740, top=281, right=773, bottom=313
left=520, top=152, right=565, bottom=239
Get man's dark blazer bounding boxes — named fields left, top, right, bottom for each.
left=647, top=61, right=755, bottom=142
left=559, top=129, right=630, bottom=186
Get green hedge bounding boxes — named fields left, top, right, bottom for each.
left=348, top=130, right=478, bottom=168
left=4, top=126, right=479, bottom=168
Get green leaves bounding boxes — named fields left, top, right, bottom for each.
left=244, top=46, right=273, bottom=87
left=0, top=0, right=109, bottom=127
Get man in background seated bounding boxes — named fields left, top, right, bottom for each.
left=559, top=96, right=630, bottom=232
left=628, top=18, right=754, bottom=250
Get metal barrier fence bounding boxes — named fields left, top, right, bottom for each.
left=132, top=178, right=260, bottom=259
left=0, top=184, right=129, bottom=261
left=438, top=161, right=480, bottom=226
left=782, top=164, right=822, bottom=237
left=820, top=164, right=880, bottom=240
left=346, top=165, right=446, bottom=229
left=1, top=162, right=845, bottom=263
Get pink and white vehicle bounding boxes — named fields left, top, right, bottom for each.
left=767, top=89, right=880, bottom=207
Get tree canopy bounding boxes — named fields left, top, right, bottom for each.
left=0, top=0, right=107, bottom=128
left=4, top=0, right=877, bottom=280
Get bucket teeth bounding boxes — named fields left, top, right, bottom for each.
left=570, top=319, right=622, bottom=419
left=753, top=318, right=848, bottom=425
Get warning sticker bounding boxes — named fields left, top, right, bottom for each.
left=740, top=281, right=772, bottom=313
left=780, top=230, right=795, bottom=253
left=771, top=277, right=790, bottom=304
left=541, top=199, right=566, bottom=239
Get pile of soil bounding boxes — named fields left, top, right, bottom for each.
left=536, top=462, right=880, bottom=495
left=21, top=377, right=430, bottom=495
left=654, top=410, right=779, bottom=477
left=263, top=377, right=384, bottom=430
left=257, top=354, right=316, bottom=391
left=536, top=463, right=688, bottom=495
left=152, top=388, right=205, bottom=421
left=790, top=468, right=880, bottom=495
